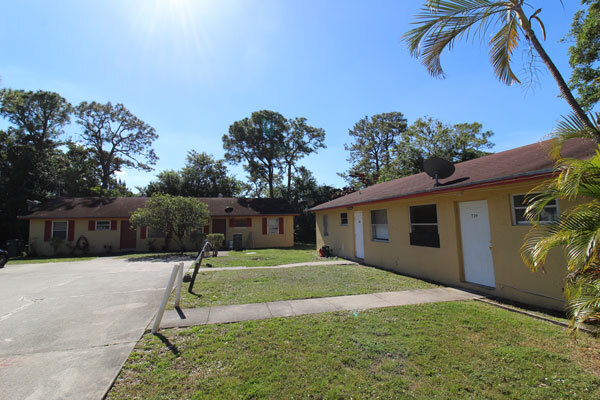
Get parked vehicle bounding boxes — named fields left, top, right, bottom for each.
left=0, top=249, right=7, bottom=268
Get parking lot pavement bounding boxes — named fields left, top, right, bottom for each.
left=0, top=257, right=178, bottom=400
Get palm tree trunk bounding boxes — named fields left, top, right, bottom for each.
left=514, top=5, right=598, bottom=139
left=528, top=32, right=596, bottom=134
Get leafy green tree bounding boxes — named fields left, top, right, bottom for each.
left=0, top=89, right=71, bottom=150
left=0, top=89, right=72, bottom=241
left=60, top=142, right=102, bottom=196
left=341, top=112, right=408, bottom=187
left=521, top=141, right=600, bottom=331
left=144, top=170, right=183, bottom=196
left=282, top=118, right=326, bottom=193
left=130, top=194, right=209, bottom=252
left=181, top=151, right=241, bottom=197
left=381, top=118, right=494, bottom=180
left=223, top=110, right=286, bottom=198
left=273, top=166, right=341, bottom=243
left=76, top=101, right=158, bottom=191
left=404, top=0, right=597, bottom=135
left=143, top=151, right=241, bottom=197
left=566, top=0, right=600, bottom=112
left=223, top=110, right=326, bottom=198
left=239, top=174, right=270, bottom=198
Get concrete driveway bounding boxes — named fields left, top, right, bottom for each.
left=0, top=256, right=183, bottom=400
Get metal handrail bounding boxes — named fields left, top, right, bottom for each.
left=188, top=239, right=214, bottom=293
left=152, top=262, right=184, bottom=334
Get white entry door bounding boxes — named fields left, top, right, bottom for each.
left=354, top=211, right=364, bottom=259
left=459, top=200, right=495, bottom=287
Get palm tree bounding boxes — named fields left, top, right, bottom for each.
left=521, top=135, right=600, bottom=332
left=403, top=0, right=597, bottom=136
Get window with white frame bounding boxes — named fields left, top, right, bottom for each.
left=409, top=204, right=439, bottom=248
left=52, top=221, right=68, bottom=240
left=148, top=227, right=166, bottom=238
left=267, top=218, right=279, bottom=234
left=512, top=194, right=559, bottom=225
left=340, top=212, right=348, bottom=226
left=96, top=220, right=110, bottom=231
left=323, top=215, right=328, bottom=236
left=370, top=209, right=389, bottom=241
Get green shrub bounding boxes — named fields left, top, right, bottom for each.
left=206, top=233, right=225, bottom=251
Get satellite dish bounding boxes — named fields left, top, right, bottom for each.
left=224, top=206, right=234, bottom=214
left=423, top=157, right=455, bottom=187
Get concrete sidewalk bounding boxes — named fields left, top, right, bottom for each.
left=155, top=287, right=483, bottom=329
left=196, top=260, right=357, bottom=272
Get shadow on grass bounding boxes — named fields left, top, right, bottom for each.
left=153, top=333, right=180, bottom=356
left=124, top=254, right=196, bottom=263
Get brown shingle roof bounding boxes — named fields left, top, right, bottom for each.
left=19, top=197, right=298, bottom=219
left=310, top=138, right=597, bottom=212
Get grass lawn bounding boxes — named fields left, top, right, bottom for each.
left=107, top=301, right=600, bottom=399
left=6, top=256, right=97, bottom=265
left=201, top=245, right=333, bottom=268
left=118, top=244, right=332, bottom=268
left=171, top=264, right=436, bottom=309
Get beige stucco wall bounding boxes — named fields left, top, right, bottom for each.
left=29, top=215, right=295, bottom=256
left=29, top=219, right=127, bottom=256
left=138, top=215, right=294, bottom=251
left=315, top=179, right=573, bottom=311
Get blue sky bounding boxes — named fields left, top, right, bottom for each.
left=0, top=0, right=584, bottom=191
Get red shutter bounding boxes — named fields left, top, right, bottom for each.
left=279, top=217, right=284, bottom=235
left=44, top=221, right=52, bottom=241
left=68, top=220, right=75, bottom=241
left=262, top=218, right=267, bottom=235
left=229, top=218, right=235, bottom=227
left=140, top=226, right=147, bottom=239
left=111, top=220, right=118, bottom=230
left=203, top=224, right=209, bottom=234
left=88, top=220, right=95, bottom=231
left=246, top=218, right=252, bottom=227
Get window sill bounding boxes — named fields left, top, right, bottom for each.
left=372, top=239, right=389, bottom=243
left=409, top=244, right=440, bottom=249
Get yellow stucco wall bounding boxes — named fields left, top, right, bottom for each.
left=316, top=179, right=573, bottom=311
left=29, top=215, right=295, bottom=256
left=139, top=215, right=294, bottom=251
left=29, top=219, right=127, bottom=256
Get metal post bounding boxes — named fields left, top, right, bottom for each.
left=174, top=262, right=184, bottom=308
left=152, top=263, right=180, bottom=334
left=188, top=240, right=213, bottom=293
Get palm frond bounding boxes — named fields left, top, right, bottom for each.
left=403, top=1, right=513, bottom=81
left=489, top=13, right=520, bottom=84
left=550, top=113, right=600, bottom=158
left=565, top=277, right=600, bottom=332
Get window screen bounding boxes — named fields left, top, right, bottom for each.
left=267, top=218, right=279, bottom=234
left=409, top=204, right=439, bottom=248
left=96, top=221, right=110, bottom=231
left=512, top=194, right=559, bottom=225
left=340, top=213, right=348, bottom=225
left=371, top=210, right=389, bottom=241
left=323, top=215, right=328, bottom=236
left=52, top=221, right=68, bottom=240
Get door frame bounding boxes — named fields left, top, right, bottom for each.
left=458, top=199, right=496, bottom=288
left=354, top=211, right=364, bottom=259
left=120, top=220, right=137, bottom=250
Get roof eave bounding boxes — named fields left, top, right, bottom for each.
left=309, top=169, right=554, bottom=213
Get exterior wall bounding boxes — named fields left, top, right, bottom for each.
left=136, top=216, right=294, bottom=250
left=316, top=179, right=574, bottom=311
left=29, top=215, right=295, bottom=256
left=29, top=219, right=128, bottom=256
